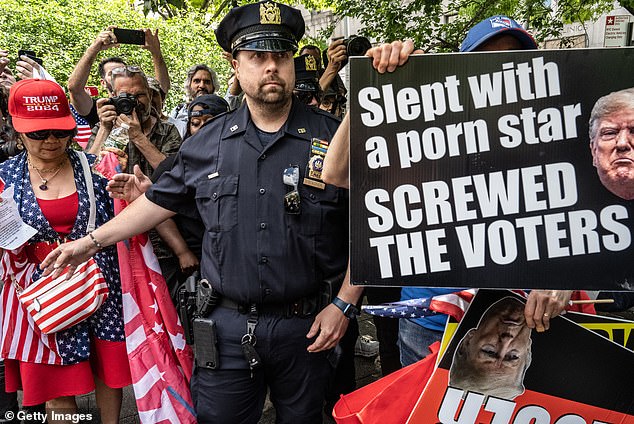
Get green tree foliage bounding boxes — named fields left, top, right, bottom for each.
left=140, top=0, right=628, bottom=54
left=0, top=0, right=231, bottom=111
left=332, top=0, right=620, bottom=51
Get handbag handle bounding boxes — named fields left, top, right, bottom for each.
left=78, top=152, right=96, bottom=233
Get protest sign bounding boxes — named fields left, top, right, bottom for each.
left=407, top=290, right=634, bottom=423
left=567, top=311, right=634, bottom=351
left=349, top=48, right=634, bottom=290
left=441, top=310, right=634, bottom=359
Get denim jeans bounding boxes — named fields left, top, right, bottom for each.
left=398, top=319, right=443, bottom=367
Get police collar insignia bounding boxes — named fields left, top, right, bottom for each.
left=260, top=2, right=282, bottom=25
left=305, top=56, right=317, bottom=71
left=304, top=138, right=329, bottom=190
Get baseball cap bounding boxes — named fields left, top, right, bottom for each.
left=215, top=1, right=305, bottom=55
left=8, top=79, right=76, bottom=133
left=188, top=94, right=230, bottom=119
left=460, top=15, right=537, bottom=52
left=147, top=76, right=166, bottom=100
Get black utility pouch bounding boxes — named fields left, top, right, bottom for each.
left=193, top=317, right=220, bottom=369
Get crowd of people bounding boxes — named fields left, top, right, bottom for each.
left=0, top=1, right=632, bottom=423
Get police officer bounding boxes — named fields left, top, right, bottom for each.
left=293, top=54, right=321, bottom=107
left=41, top=1, right=363, bottom=423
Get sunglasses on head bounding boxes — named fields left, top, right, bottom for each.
left=109, top=65, right=144, bottom=77
left=24, top=129, right=75, bottom=140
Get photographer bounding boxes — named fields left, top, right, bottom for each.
left=320, top=40, right=347, bottom=95
left=68, top=27, right=170, bottom=127
left=86, top=66, right=180, bottom=176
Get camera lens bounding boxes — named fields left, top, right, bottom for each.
left=346, top=36, right=372, bottom=57
left=111, top=93, right=138, bottom=115
left=118, top=99, right=135, bottom=115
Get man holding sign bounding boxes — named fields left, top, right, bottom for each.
left=322, top=15, right=575, bottom=368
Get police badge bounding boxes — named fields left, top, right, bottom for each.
left=305, top=55, right=318, bottom=72
left=260, top=2, right=282, bottom=25
left=303, top=138, right=329, bottom=190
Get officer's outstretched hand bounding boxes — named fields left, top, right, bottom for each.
left=107, top=165, right=152, bottom=202
left=306, top=304, right=350, bottom=352
left=366, top=40, right=424, bottom=74
left=524, top=289, right=573, bottom=333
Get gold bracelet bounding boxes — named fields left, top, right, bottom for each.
left=88, top=232, right=103, bottom=250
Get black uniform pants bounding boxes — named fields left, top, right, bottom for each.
left=191, top=306, right=333, bottom=424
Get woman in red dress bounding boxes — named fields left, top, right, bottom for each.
left=0, top=79, right=131, bottom=423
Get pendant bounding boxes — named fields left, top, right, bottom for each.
left=39, top=180, right=48, bottom=191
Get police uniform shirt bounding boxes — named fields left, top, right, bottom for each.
left=145, top=99, right=348, bottom=305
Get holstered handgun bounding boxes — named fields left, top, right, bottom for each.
left=177, top=272, right=199, bottom=345
left=196, top=279, right=220, bottom=318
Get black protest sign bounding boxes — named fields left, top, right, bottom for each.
left=408, top=289, right=634, bottom=423
left=349, top=48, right=634, bottom=289
left=566, top=311, right=634, bottom=351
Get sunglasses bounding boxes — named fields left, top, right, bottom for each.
left=295, top=90, right=320, bottom=105
left=24, top=129, right=75, bottom=140
left=109, top=65, right=144, bottom=77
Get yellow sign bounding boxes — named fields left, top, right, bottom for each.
left=260, top=2, right=281, bottom=25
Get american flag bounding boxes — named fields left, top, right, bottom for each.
left=70, top=104, right=92, bottom=149
left=115, top=204, right=195, bottom=423
left=362, top=290, right=476, bottom=322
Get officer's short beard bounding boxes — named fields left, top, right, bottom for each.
left=251, top=83, right=292, bottom=108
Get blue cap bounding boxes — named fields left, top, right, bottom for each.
left=460, top=15, right=537, bottom=52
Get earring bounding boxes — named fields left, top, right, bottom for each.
left=16, top=137, right=24, bottom=150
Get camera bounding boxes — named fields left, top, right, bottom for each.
left=343, top=35, right=372, bottom=57
left=107, top=93, right=138, bottom=115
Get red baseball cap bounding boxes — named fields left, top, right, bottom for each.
left=8, top=79, right=76, bottom=133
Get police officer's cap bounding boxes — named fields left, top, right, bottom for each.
left=294, top=54, right=319, bottom=92
left=216, top=1, right=305, bottom=55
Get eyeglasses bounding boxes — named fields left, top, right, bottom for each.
left=283, top=165, right=301, bottom=214
left=24, top=129, right=75, bottom=140
left=109, top=65, right=144, bottom=77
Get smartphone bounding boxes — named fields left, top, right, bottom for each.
left=113, top=28, right=145, bottom=45
left=18, top=49, right=43, bottom=66
left=193, top=317, right=219, bottom=369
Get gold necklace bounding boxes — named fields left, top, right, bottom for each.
left=27, top=156, right=67, bottom=191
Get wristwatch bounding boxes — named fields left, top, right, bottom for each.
left=332, top=296, right=360, bottom=319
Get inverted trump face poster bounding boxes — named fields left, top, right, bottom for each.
left=407, top=290, right=634, bottom=423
